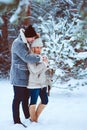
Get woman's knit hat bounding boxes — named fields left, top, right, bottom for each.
left=31, top=38, right=43, bottom=47
left=24, top=25, right=37, bottom=38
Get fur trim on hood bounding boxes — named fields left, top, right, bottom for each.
left=20, top=28, right=30, bottom=50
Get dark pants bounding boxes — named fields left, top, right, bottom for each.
left=12, top=86, right=30, bottom=123
left=40, top=87, right=48, bottom=104
left=29, top=87, right=48, bottom=105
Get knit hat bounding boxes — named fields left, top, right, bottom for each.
left=31, top=38, right=43, bottom=47
left=24, top=25, right=37, bottom=38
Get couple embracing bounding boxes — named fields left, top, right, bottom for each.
left=10, top=25, right=51, bottom=127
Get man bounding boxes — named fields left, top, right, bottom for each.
left=10, top=25, right=41, bottom=127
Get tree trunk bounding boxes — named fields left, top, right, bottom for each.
left=1, top=15, right=9, bottom=51
left=0, top=15, right=11, bottom=77
left=23, top=5, right=31, bottom=26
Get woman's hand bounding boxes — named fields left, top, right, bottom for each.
left=42, top=55, right=48, bottom=63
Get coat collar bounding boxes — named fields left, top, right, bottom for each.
left=19, top=28, right=30, bottom=50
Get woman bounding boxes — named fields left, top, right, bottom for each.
left=27, top=38, right=49, bottom=122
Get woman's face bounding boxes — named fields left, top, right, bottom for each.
left=31, top=47, right=42, bottom=54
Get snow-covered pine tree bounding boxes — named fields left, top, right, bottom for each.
left=30, top=0, right=87, bottom=90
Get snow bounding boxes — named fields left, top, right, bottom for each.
left=0, top=78, right=87, bottom=130
left=76, top=52, right=87, bottom=59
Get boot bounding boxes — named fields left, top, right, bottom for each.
left=36, top=103, right=46, bottom=121
left=29, top=105, right=37, bottom=122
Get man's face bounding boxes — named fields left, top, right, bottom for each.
left=26, top=37, right=36, bottom=44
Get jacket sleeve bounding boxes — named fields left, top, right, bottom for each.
left=28, top=62, right=47, bottom=74
left=12, top=40, right=40, bottom=64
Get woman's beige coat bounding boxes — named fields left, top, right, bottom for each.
left=27, top=62, right=49, bottom=89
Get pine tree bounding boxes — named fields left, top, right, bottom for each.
left=30, top=0, right=87, bottom=89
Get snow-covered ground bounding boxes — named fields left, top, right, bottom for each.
left=0, top=78, right=87, bottom=130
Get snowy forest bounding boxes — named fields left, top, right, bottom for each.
left=0, top=0, right=87, bottom=90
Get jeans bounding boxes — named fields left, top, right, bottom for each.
left=12, top=86, right=30, bottom=123
left=29, top=87, right=48, bottom=105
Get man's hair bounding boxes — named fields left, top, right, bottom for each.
left=24, top=25, right=37, bottom=38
